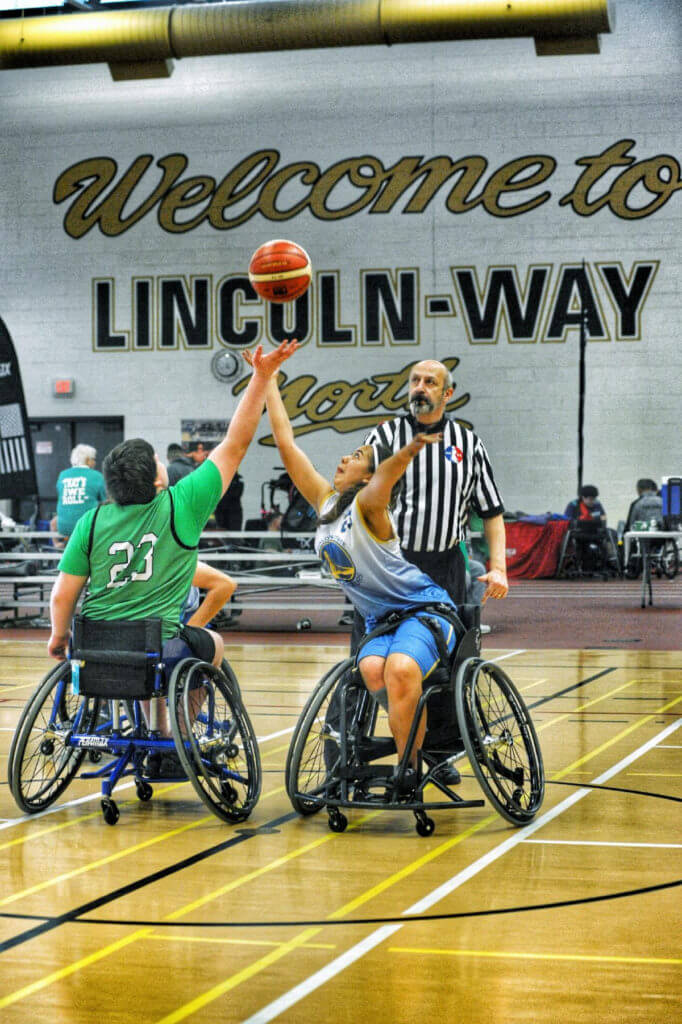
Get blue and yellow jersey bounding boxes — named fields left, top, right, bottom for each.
left=315, top=493, right=454, bottom=629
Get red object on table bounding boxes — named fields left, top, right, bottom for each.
left=504, top=520, right=570, bottom=579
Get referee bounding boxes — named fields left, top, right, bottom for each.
left=363, top=358, right=508, bottom=608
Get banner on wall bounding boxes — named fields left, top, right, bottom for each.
left=0, top=318, right=37, bottom=500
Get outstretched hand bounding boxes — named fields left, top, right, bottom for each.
left=244, top=339, right=298, bottom=377
left=476, top=567, right=509, bottom=603
left=410, top=432, right=443, bottom=454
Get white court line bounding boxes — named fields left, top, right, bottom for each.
left=241, top=716, right=682, bottom=1024
left=523, top=839, right=682, bottom=849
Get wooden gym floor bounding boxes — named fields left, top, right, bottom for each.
left=0, top=635, right=680, bottom=1023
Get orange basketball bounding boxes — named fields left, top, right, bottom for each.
left=248, top=239, right=312, bottom=303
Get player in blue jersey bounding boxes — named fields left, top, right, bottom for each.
left=250, top=349, right=459, bottom=778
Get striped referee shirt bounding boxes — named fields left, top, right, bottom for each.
left=364, top=414, right=504, bottom=553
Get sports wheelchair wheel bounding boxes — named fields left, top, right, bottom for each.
left=455, top=658, right=544, bottom=825
left=10, top=661, right=100, bottom=813
left=285, top=658, right=373, bottom=815
left=168, top=659, right=261, bottom=823
left=658, top=539, right=679, bottom=580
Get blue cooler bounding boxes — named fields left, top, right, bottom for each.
left=661, top=477, right=682, bottom=528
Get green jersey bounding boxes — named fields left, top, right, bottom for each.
left=59, top=460, right=223, bottom=639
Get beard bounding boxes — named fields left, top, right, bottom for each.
left=409, top=393, right=436, bottom=417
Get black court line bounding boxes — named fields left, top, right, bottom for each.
left=2, top=879, right=680, bottom=931
left=0, top=663, right=640, bottom=956
left=524, top=667, right=616, bottom=712
left=0, top=809, right=298, bottom=955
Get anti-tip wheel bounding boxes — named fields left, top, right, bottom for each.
left=328, top=810, right=348, bottom=833
left=415, top=814, right=435, bottom=837
left=101, top=798, right=120, bottom=826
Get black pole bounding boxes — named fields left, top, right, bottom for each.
left=576, top=260, right=588, bottom=508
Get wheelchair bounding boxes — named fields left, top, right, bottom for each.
left=285, top=604, right=544, bottom=837
left=557, top=520, right=621, bottom=579
left=8, top=616, right=260, bottom=826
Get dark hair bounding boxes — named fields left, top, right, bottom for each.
left=637, top=477, right=657, bottom=493
left=166, top=443, right=184, bottom=461
left=580, top=485, right=598, bottom=499
left=103, top=438, right=157, bottom=506
left=316, top=443, right=402, bottom=526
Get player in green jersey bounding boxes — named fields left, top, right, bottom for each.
left=48, top=340, right=297, bottom=667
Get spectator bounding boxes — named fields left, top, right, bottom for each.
left=166, top=443, right=195, bottom=486
left=214, top=472, right=244, bottom=531
left=53, top=444, right=106, bottom=542
left=625, top=478, right=663, bottom=531
left=564, top=485, right=606, bottom=523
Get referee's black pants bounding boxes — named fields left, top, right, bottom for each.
left=350, top=545, right=467, bottom=655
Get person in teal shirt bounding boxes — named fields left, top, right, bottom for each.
left=55, top=444, right=106, bottom=539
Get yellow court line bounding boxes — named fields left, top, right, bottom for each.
left=0, top=781, right=188, bottom=854
left=0, top=930, right=153, bottom=1011
left=156, top=928, right=324, bottom=1024
left=0, top=784, right=285, bottom=907
left=3, top=694, right=680, bottom=1016
left=0, top=809, right=378, bottom=1013
left=555, top=693, right=682, bottom=780
left=535, top=679, right=640, bottom=734
left=389, top=947, right=682, bottom=966
left=0, top=681, right=41, bottom=695
left=519, top=678, right=547, bottom=692
left=141, top=934, right=336, bottom=950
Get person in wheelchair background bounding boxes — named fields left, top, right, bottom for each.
left=46, top=341, right=297, bottom=773
left=248, top=344, right=507, bottom=795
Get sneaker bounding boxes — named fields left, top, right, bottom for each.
left=430, top=762, right=461, bottom=786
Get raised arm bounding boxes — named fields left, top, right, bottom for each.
left=244, top=347, right=331, bottom=512
left=358, top=433, right=441, bottom=539
left=209, top=340, right=298, bottom=493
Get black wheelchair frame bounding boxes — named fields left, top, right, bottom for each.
left=8, top=616, right=260, bottom=826
left=285, top=604, right=544, bottom=837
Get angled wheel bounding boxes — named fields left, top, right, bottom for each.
left=285, top=659, right=355, bottom=815
left=169, top=660, right=261, bottom=823
left=455, top=658, right=544, bottom=825
left=660, top=539, right=679, bottom=579
left=10, top=662, right=99, bottom=813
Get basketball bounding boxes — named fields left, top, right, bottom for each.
left=248, top=239, right=312, bottom=303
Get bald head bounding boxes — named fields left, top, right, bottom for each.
left=408, top=360, right=453, bottom=424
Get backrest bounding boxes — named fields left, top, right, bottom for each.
left=71, top=616, right=163, bottom=699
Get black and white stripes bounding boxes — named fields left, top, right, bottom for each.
left=0, top=403, right=31, bottom=475
left=364, top=414, right=504, bottom=552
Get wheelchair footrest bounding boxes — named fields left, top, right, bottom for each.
left=355, top=736, right=397, bottom=761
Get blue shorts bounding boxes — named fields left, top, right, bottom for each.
left=358, top=613, right=456, bottom=680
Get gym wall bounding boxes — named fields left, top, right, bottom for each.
left=1, top=0, right=679, bottom=525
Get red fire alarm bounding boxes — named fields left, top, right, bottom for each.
left=53, top=378, right=75, bottom=398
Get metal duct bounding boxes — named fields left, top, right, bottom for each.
left=0, top=0, right=615, bottom=73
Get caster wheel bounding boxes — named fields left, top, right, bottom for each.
left=328, top=810, right=348, bottom=833
left=40, top=738, right=55, bottom=756
left=89, top=751, right=103, bottom=764
left=226, top=743, right=239, bottom=760
left=415, top=815, right=435, bottom=837
left=101, top=798, right=120, bottom=826
left=136, top=781, right=153, bottom=802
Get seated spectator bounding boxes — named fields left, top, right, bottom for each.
left=625, top=478, right=663, bottom=531
left=53, top=444, right=106, bottom=543
left=564, top=485, right=606, bottom=523
left=166, top=443, right=195, bottom=485
left=214, top=472, right=244, bottom=531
